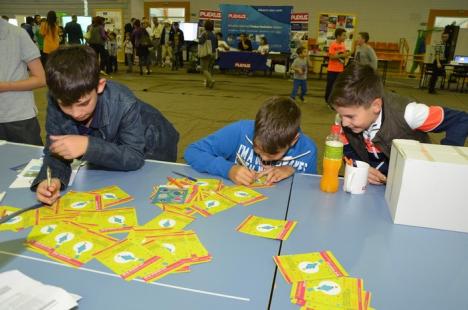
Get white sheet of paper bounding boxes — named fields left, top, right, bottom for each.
left=9, top=159, right=82, bottom=189
left=0, top=270, right=80, bottom=310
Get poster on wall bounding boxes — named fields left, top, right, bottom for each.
left=220, top=4, right=292, bottom=53
left=318, top=13, right=356, bottom=52
left=291, top=13, right=309, bottom=51
left=198, top=10, right=222, bottom=37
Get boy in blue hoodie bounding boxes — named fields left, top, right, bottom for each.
left=184, top=97, right=317, bottom=185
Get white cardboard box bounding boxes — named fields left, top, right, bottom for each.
left=385, top=139, right=468, bottom=233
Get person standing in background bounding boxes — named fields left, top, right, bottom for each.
left=151, top=17, right=164, bottom=66
left=198, top=20, right=218, bottom=88
left=40, top=10, right=60, bottom=62
left=428, top=31, right=450, bottom=94
left=324, top=28, right=349, bottom=104
left=172, top=22, right=184, bottom=70
left=0, top=17, right=46, bottom=145
left=354, top=32, right=377, bottom=70
left=64, top=15, right=83, bottom=45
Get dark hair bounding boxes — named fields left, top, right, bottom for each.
left=216, top=32, right=223, bottom=38
left=204, top=20, right=214, bottom=31
left=45, top=46, right=100, bottom=105
left=334, top=28, right=346, bottom=39
left=359, top=32, right=369, bottom=42
left=1, top=16, right=9, bottom=21
left=253, top=97, right=301, bottom=154
left=296, top=46, right=306, bottom=55
left=134, top=19, right=141, bottom=28
left=46, top=10, right=57, bottom=33
left=329, top=63, right=383, bottom=108
left=173, top=22, right=179, bottom=27
left=260, top=36, right=267, bottom=44
left=26, top=16, right=34, bottom=24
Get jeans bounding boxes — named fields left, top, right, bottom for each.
left=291, top=79, right=308, bottom=100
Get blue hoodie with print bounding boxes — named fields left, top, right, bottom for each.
left=184, top=120, right=318, bottom=179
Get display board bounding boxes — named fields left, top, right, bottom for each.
left=220, top=5, right=292, bottom=53
left=318, top=13, right=356, bottom=52
left=291, top=12, right=309, bottom=52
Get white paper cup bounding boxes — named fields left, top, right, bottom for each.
left=343, top=160, right=370, bottom=194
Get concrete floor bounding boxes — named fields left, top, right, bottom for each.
left=33, top=67, right=467, bottom=173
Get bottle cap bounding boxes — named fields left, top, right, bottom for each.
left=331, top=124, right=341, bottom=134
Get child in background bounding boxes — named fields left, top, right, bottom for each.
left=290, top=46, right=313, bottom=103
left=184, top=97, right=317, bottom=186
left=329, top=63, right=468, bottom=185
left=256, top=37, right=269, bottom=55
left=124, top=32, right=133, bottom=73
left=106, top=32, right=118, bottom=73
left=32, top=46, right=179, bottom=205
left=325, top=28, right=350, bottom=104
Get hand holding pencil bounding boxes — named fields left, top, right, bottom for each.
left=228, top=154, right=257, bottom=186
left=36, top=166, right=61, bottom=205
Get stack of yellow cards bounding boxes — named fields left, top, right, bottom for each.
left=273, top=251, right=374, bottom=309
left=236, top=215, right=296, bottom=240
left=0, top=206, right=36, bottom=231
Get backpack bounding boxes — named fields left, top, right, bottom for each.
left=198, top=34, right=213, bottom=58
left=139, top=31, right=152, bottom=47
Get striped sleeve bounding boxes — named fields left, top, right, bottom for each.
left=404, top=102, right=444, bottom=132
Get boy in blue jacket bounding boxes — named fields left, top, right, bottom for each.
left=32, top=46, right=179, bottom=204
left=184, top=97, right=317, bottom=185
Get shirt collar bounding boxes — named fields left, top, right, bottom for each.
left=363, top=109, right=382, bottom=140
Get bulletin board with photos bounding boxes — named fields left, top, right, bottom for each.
left=94, top=9, right=124, bottom=61
left=318, top=13, right=356, bottom=52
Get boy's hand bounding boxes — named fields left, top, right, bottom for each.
left=257, top=166, right=295, bottom=185
left=368, top=167, right=387, bottom=185
left=36, top=178, right=61, bottom=205
left=49, top=135, right=89, bottom=160
left=228, top=165, right=257, bottom=186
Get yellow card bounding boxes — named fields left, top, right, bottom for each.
left=218, top=185, right=267, bottom=206
left=192, top=178, right=223, bottom=191
left=49, top=223, right=118, bottom=267
left=273, top=251, right=348, bottom=284
left=56, top=191, right=102, bottom=212
left=90, top=185, right=134, bottom=208
left=26, top=222, right=86, bottom=256
left=236, top=215, right=296, bottom=240
left=0, top=206, right=35, bottom=231
left=94, top=239, right=160, bottom=281
left=191, top=191, right=237, bottom=217
left=291, top=277, right=365, bottom=309
left=75, top=208, right=138, bottom=233
left=127, top=228, right=190, bottom=244
left=157, top=203, right=197, bottom=217
left=249, top=175, right=274, bottom=188
left=142, top=211, right=195, bottom=231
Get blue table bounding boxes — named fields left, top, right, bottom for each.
left=218, top=51, right=268, bottom=71
left=0, top=142, right=291, bottom=310
left=269, top=174, right=468, bottom=310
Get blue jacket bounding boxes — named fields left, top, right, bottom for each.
left=32, top=80, right=179, bottom=190
left=184, top=120, right=318, bottom=179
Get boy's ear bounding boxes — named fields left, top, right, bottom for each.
left=96, top=78, right=107, bottom=94
left=370, top=97, right=382, bottom=114
left=290, top=133, right=300, bottom=147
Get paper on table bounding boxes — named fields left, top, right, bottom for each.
left=0, top=191, right=5, bottom=203
left=9, top=159, right=83, bottom=189
left=0, top=269, right=81, bottom=310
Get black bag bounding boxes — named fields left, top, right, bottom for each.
left=139, top=32, right=152, bottom=47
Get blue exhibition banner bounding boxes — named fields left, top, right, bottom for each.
left=220, top=4, right=292, bottom=53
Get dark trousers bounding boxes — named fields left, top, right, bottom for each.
left=428, top=61, right=446, bottom=93
left=89, top=44, right=108, bottom=71
left=0, top=117, right=43, bottom=146
left=325, top=71, right=341, bottom=103
left=108, top=56, right=118, bottom=73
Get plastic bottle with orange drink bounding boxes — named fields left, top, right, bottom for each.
left=320, top=124, right=344, bottom=193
